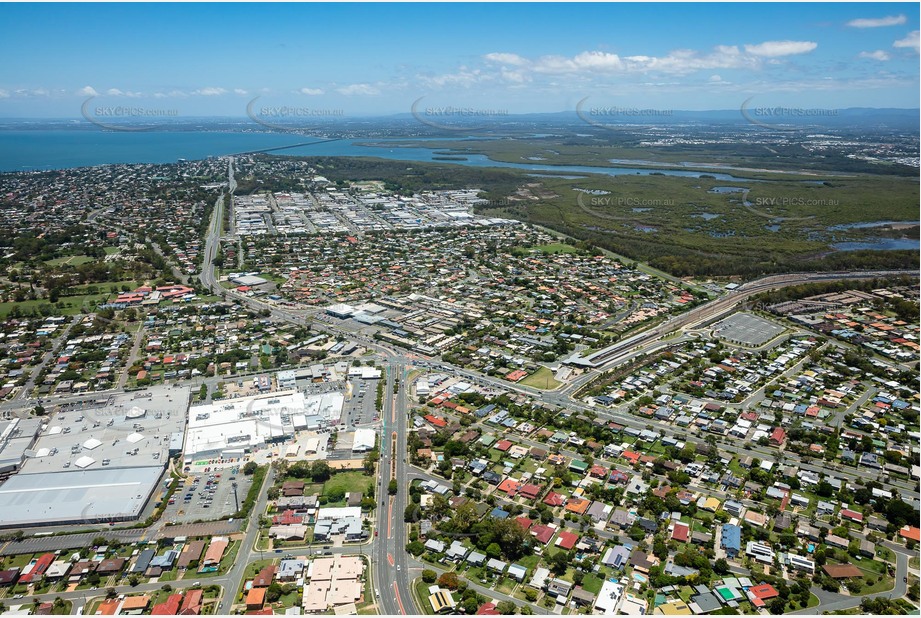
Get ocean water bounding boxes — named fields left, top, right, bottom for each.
left=0, top=130, right=754, bottom=181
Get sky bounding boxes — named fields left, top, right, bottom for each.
left=0, top=2, right=918, bottom=118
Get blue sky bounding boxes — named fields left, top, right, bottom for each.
left=0, top=2, right=918, bottom=117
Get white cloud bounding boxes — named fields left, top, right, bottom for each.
left=78, top=86, right=98, bottom=97
left=192, top=87, right=227, bottom=96
left=893, top=30, right=920, bottom=53
left=336, top=83, right=379, bottom=96
left=858, top=50, right=890, bottom=61
left=709, top=74, right=723, bottom=82
left=153, top=89, right=188, bottom=99
left=418, top=68, right=489, bottom=89
left=481, top=43, right=778, bottom=78
left=743, top=40, right=817, bottom=57
left=484, top=52, right=528, bottom=66
left=847, top=15, right=906, bottom=28
left=0, top=89, right=8, bottom=99
left=233, top=88, right=249, bottom=95
left=299, top=87, right=325, bottom=95
left=105, top=88, right=143, bottom=98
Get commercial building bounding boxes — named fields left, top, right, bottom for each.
left=0, top=417, right=42, bottom=478
left=184, top=390, right=343, bottom=459
left=351, top=428, right=376, bottom=453
left=0, top=386, right=186, bottom=528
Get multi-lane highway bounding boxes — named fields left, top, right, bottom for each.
left=372, top=357, right=418, bottom=615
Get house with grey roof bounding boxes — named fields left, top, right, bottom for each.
left=486, top=558, right=507, bottom=573
left=424, top=539, right=445, bottom=554
left=507, top=564, right=527, bottom=582
left=445, top=540, right=468, bottom=561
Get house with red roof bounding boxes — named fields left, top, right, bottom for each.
left=505, top=370, right=528, bottom=382
left=476, top=603, right=500, bottom=615
left=495, top=439, right=513, bottom=452
left=19, top=553, right=54, bottom=584
left=555, top=530, right=579, bottom=550
left=423, top=414, right=447, bottom=428
left=531, top=525, right=555, bottom=545
left=245, top=587, right=266, bottom=610
left=515, top=517, right=533, bottom=531
left=151, top=593, right=183, bottom=615
left=840, top=509, right=863, bottom=524
left=770, top=427, right=786, bottom=446
left=565, top=497, right=590, bottom=515
left=252, top=565, right=277, bottom=588
left=497, top=478, right=521, bottom=496
left=671, top=522, right=690, bottom=543
left=749, top=584, right=778, bottom=600
left=543, top=491, right=564, bottom=507
left=589, top=464, right=608, bottom=479
left=900, top=525, right=921, bottom=543
left=519, top=484, right=542, bottom=501
left=180, top=589, right=204, bottom=615
left=622, top=451, right=641, bottom=465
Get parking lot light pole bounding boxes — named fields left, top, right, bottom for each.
left=231, top=481, right=239, bottom=512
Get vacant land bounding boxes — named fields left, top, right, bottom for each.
left=520, top=366, right=562, bottom=390
left=323, top=471, right=373, bottom=504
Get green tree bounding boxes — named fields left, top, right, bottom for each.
left=266, top=582, right=283, bottom=603
left=421, top=570, right=437, bottom=584
left=406, top=541, right=425, bottom=556
left=311, top=461, right=331, bottom=482
left=437, top=572, right=460, bottom=590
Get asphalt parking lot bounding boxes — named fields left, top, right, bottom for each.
left=162, top=466, right=252, bottom=524
left=713, top=312, right=785, bottom=346
left=344, top=379, right=379, bottom=427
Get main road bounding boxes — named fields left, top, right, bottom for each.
left=373, top=356, right=418, bottom=615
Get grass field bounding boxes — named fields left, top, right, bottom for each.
left=413, top=578, right=435, bottom=614
left=519, top=366, right=562, bottom=390
left=323, top=471, right=373, bottom=503
left=582, top=573, right=605, bottom=594
left=529, top=243, right=578, bottom=254
left=44, top=255, right=97, bottom=266
left=0, top=293, right=108, bottom=317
